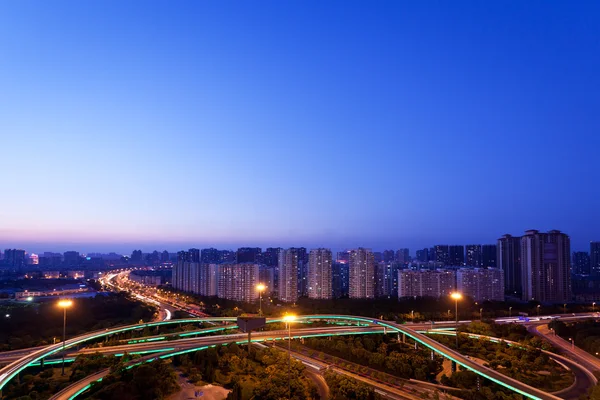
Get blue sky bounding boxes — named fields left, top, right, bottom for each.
left=0, top=1, right=598, bottom=253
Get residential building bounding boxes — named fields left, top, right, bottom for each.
left=263, top=248, right=281, bottom=267
left=308, top=248, right=333, bottom=299
left=395, top=248, right=410, bottom=264
left=416, top=248, right=429, bottom=263
left=218, top=263, right=259, bottom=303
left=236, top=247, right=261, bottom=263
left=448, top=245, right=465, bottom=265
left=332, top=262, right=349, bottom=298
left=521, top=230, right=571, bottom=302
left=3, top=249, right=26, bottom=270
left=434, top=245, right=449, bottom=265
left=63, top=251, right=81, bottom=267
left=398, top=270, right=456, bottom=298
left=498, top=234, right=522, bottom=296
left=465, top=245, right=482, bottom=267
left=201, top=248, right=220, bottom=264
left=573, top=252, right=591, bottom=275
left=278, top=248, right=299, bottom=303
left=482, top=244, right=497, bottom=268
left=172, top=260, right=200, bottom=294
left=199, top=263, right=219, bottom=296
left=591, top=242, right=600, bottom=276
left=376, top=262, right=398, bottom=298
left=383, top=250, right=395, bottom=263
left=456, top=268, right=504, bottom=301
left=349, top=248, right=375, bottom=299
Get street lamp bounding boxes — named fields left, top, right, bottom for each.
left=450, top=292, right=462, bottom=348
left=509, top=306, right=512, bottom=318
left=593, top=302, right=596, bottom=313
left=564, top=304, right=567, bottom=315
left=282, top=314, right=297, bottom=398
left=569, top=337, right=574, bottom=350
left=57, top=299, right=73, bottom=376
left=411, top=310, right=414, bottom=323
left=256, top=284, right=266, bottom=316
left=479, top=308, right=483, bottom=321
left=537, top=305, right=541, bottom=317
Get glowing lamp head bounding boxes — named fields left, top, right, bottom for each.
left=256, top=284, right=266, bottom=292
left=57, top=299, right=73, bottom=308
left=283, top=314, right=297, bottom=323
left=450, top=292, right=462, bottom=300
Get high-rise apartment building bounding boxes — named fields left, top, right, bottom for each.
left=201, top=248, right=220, bottom=264
left=263, top=248, right=281, bottom=267
left=395, top=248, right=410, bottom=264
left=219, top=250, right=236, bottom=263
left=398, top=270, right=456, bottom=298
left=482, top=245, right=497, bottom=268
left=218, top=263, right=259, bottom=303
left=160, top=250, right=170, bottom=263
left=172, top=260, right=200, bottom=294
left=131, top=250, right=143, bottom=263
left=434, top=245, right=449, bottom=265
left=521, top=230, right=571, bottom=302
left=573, top=252, right=591, bottom=275
left=591, top=242, right=600, bottom=276
left=376, top=262, right=398, bottom=298
left=188, top=248, right=201, bottom=263
left=307, top=249, right=332, bottom=299
left=336, top=251, right=350, bottom=264
left=332, top=262, right=349, bottom=298
left=198, top=263, right=219, bottom=296
left=416, top=248, right=429, bottom=263
left=456, top=268, right=504, bottom=301
left=236, top=247, right=261, bottom=263
left=63, top=251, right=81, bottom=267
left=259, top=266, right=276, bottom=294
left=498, top=234, right=522, bottom=296
left=448, top=245, right=465, bottom=266
left=278, top=248, right=299, bottom=303
left=297, top=247, right=309, bottom=297
left=465, top=245, right=482, bottom=267
left=2, top=249, right=26, bottom=270
left=383, top=250, right=395, bottom=263
left=349, top=248, right=375, bottom=299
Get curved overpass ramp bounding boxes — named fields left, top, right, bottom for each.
left=0, top=314, right=564, bottom=400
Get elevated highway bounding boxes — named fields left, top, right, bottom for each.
left=0, top=314, right=573, bottom=400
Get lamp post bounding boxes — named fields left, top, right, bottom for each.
left=564, top=304, right=567, bottom=315
left=256, top=284, right=266, bottom=316
left=537, top=305, right=541, bottom=317
left=593, top=302, right=596, bottom=313
left=479, top=308, right=483, bottom=321
left=58, top=299, right=73, bottom=376
left=411, top=310, right=414, bottom=323
left=450, top=292, right=462, bottom=348
left=509, top=306, right=512, bottom=318
left=569, top=337, right=574, bottom=350
left=283, top=314, right=297, bottom=398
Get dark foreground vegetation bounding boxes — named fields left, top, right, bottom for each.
left=0, top=292, right=155, bottom=350
left=173, top=342, right=318, bottom=400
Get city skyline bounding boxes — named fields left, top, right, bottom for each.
left=2, top=234, right=598, bottom=255
left=1, top=2, right=599, bottom=253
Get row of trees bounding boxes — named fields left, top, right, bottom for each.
left=300, top=334, right=443, bottom=381
left=173, top=343, right=318, bottom=400
left=431, top=330, right=572, bottom=392
left=85, top=358, right=179, bottom=399
left=324, top=371, right=384, bottom=400
left=549, top=319, right=600, bottom=356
